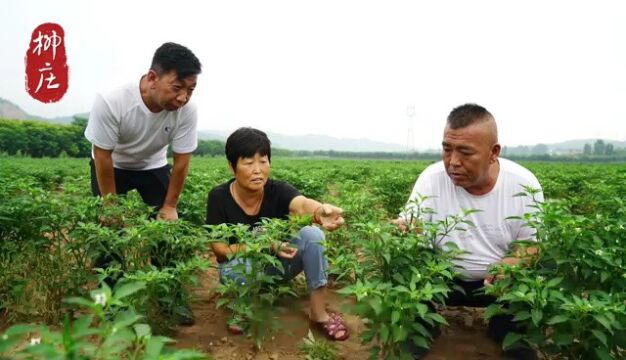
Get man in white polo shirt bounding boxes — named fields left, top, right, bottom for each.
left=85, top=42, right=200, bottom=219
left=84, top=42, right=201, bottom=325
left=395, top=104, right=542, bottom=360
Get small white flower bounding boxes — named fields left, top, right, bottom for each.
left=594, top=249, right=603, bottom=256
left=29, top=337, right=41, bottom=346
left=93, top=292, right=107, bottom=306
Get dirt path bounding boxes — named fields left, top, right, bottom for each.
left=173, top=261, right=504, bottom=360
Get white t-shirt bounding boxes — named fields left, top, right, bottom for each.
left=402, top=158, right=543, bottom=280
left=84, top=81, right=198, bottom=170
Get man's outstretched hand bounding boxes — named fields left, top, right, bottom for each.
left=158, top=205, right=178, bottom=221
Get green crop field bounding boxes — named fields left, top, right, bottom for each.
left=1, top=156, right=624, bottom=359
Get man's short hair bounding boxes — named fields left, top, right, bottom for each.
left=151, top=42, right=202, bottom=80
left=225, top=127, right=272, bottom=169
left=447, top=103, right=494, bottom=129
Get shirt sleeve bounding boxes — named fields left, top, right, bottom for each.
left=206, top=187, right=227, bottom=225
left=400, top=170, right=434, bottom=223
left=276, top=181, right=301, bottom=216
left=84, top=93, right=119, bottom=150
left=171, top=103, right=198, bottom=154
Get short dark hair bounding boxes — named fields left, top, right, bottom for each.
left=150, top=42, right=202, bottom=80
left=225, top=127, right=272, bottom=169
left=447, top=103, right=494, bottom=129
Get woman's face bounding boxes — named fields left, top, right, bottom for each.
left=231, top=152, right=271, bottom=192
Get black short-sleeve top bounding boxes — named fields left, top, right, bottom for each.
left=205, top=178, right=301, bottom=243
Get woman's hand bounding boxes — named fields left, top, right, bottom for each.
left=314, top=204, right=345, bottom=231
left=273, top=241, right=298, bottom=259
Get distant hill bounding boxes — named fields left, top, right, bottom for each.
left=0, top=98, right=45, bottom=121
left=0, top=98, right=86, bottom=124
left=198, top=130, right=406, bottom=152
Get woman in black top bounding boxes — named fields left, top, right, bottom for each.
left=206, top=127, right=349, bottom=341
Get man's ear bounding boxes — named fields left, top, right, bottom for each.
left=491, top=143, right=501, bottom=162
left=146, top=70, right=159, bottom=84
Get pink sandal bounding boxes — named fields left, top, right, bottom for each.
left=310, top=311, right=350, bottom=341
left=226, top=315, right=245, bottom=335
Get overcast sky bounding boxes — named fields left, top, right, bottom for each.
left=2, top=0, right=625, bottom=149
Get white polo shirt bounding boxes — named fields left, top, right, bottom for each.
left=402, top=158, right=543, bottom=280
left=85, top=81, right=198, bottom=170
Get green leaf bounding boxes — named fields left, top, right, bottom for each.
left=502, top=332, right=523, bottom=350
left=216, top=298, right=230, bottom=309
left=411, top=322, right=430, bottom=338
left=72, top=315, right=94, bottom=338
left=594, top=347, right=612, bottom=360
left=361, top=329, right=375, bottom=343
left=379, top=324, right=389, bottom=343
left=392, top=325, right=408, bottom=342
left=484, top=304, right=501, bottom=320
left=591, top=330, right=608, bottom=347
left=143, top=336, right=166, bottom=360
left=134, top=324, right=151, bottom=339
left=553, top=332, right=573, bottom=346
left=391, top=310, right=400, bottom=325
left=593, top=314, right=614, bottom=334
left=334, top=286, right=354, bottom=296
left=113, top=310, right=143, bottom=329
left=513, top=311, right=531, bottom=322
left=426, top=313, right=447, bottom=325
left=113, top=281, right=146, bottom=301
left=0, top=336, right=24, bottom=354
left=369, top=298, right=383, bottom=316
left=4, top=324, right=41, bottom=336
left=545, top=277, right=563, bottom=288
left=416, top=303, right=428, bottom=317
left=411, top=335, right=429, bottom=349
left=546, top=315, right=569, bottom=325
left=63, top=297, right=94, bottom=308
left=531, top=309, right=543, bottom=326
left=392, top=273, right=405, bottom=284
left=600, top=272, right=610, bottom=283
left=21, top=343, right=59, bottom=358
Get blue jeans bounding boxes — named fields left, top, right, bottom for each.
left=218, top=226, right=328, bottom=291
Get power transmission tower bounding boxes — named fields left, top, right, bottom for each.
left=406, top=105, right=416, bottom=155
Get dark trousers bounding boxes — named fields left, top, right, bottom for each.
left=89, top=160, right=172, bottom=274
left=406, top=278, right=523, bottom=358
left=445, top=279, right=516, bottom=344
left=89, top=159, right=171, bottom=208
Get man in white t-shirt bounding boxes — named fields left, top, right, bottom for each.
left=84, top=42, right=201, bottom=325
left=85, top=42, right=201, bottom=220
left=395, top=104, right=542, bottom=360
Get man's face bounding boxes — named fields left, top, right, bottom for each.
left=442, top=122, right=500, bottom=193
left=150, top=70, right=197, bottom=111
left=231, top=153, right=271, bottom=192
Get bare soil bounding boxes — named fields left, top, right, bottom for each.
left=173, top=259, right=504, bottom=360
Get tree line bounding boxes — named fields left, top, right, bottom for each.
left=1, top=118, right=624, bottom=161
left=582, top=140, right=616, bottom=156
left=0, top=118, right=91, bottom=157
